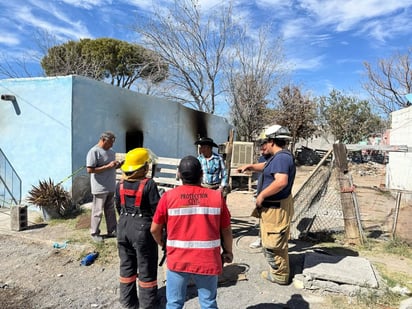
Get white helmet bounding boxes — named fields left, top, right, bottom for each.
left=265, top=125, right=292, bottom=140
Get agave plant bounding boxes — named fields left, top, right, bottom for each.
left=27, top=178, right=72, bottom=217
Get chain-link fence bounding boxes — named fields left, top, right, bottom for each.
left=291, top=160, right=412, bottom=245
left=291, top=164, right=344, bottom=239
left=303, top=168, right=344, bottom=234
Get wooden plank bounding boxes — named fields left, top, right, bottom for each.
left=155, top=167, right=178, bottom=175
left=346, top=144, right=409, bottom=152
left=225, top=130, right=234, bottom=179
left=293, top=148, right=333, bottom=195
left=155, top=157, right=181, bottom=165
left=333, top=144, right=348, bottom=173
left=153, top=177, right=181, bottom=186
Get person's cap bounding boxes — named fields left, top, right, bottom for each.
left=178, top=155, right=202, bottom=184
left=194, top=137, right=218, bottom=148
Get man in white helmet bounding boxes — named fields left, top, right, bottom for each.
left=249, top=137, right=271, bottom=249
left=238, top=125, right=296, bottom=285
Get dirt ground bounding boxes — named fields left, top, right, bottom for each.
left=0, top=162, right=411, bottom=309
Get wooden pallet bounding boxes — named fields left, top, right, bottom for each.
left=116, top=154, right=181, bottom=191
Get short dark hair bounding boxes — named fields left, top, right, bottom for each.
left=178, top=155, right=202, bottom=184
left=267, top=137, right=288, bottom=147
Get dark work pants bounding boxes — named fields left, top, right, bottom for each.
left=117, top=214, right=158, bottom=309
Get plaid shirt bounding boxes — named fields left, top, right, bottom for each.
left=197, top=152, right=228, bottom=187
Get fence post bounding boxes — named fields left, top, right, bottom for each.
left=333, top=144, right=363, bottom=245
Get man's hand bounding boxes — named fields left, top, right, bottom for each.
left=106, top=160, right=118, bottom=169
left=237, top=165, right=251, bottom=173
left=255, top=194, right=264, bottom=207
left=221, top=251, right=233, bottom=264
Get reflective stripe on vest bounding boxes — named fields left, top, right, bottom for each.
left=167, top=206, right=221, bottom=216
left=167, top=239, right=221, bottom=249
left=119, top=178, right=149, bottom=208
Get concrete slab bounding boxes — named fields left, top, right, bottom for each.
left=303, top=251, right=379, bottom=288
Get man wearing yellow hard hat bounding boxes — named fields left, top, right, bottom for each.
left=114, top=148, right=161, bottom=309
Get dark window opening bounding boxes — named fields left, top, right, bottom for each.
left=126, top=131, right=144, bottom=152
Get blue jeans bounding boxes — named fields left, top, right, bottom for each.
left=166, top=270, right=218, bottom=309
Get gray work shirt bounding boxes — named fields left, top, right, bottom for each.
left=86, top=145, right=116, bottom=194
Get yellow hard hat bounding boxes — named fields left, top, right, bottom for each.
left=121, top=148, right=151, bottom=173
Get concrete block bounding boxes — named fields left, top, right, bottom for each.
left=10, top=205, right=27, bottom=231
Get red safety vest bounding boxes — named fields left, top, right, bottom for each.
left=154, top=185, right=231, bottom=275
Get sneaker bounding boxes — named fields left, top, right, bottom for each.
left=249, top=237, right=262, bottom=249
left=91, top=235, right=103, bottom=243
left=261, top=271, right=288, bottom=285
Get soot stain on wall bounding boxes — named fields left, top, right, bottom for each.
left=186, top=108, right=209, bottom=141
left=122, top=110, right=144, bottom=152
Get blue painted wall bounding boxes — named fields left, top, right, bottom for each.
left=0, top=76, right=232, bottom=204
left=1, top=77, right=73, bottom=204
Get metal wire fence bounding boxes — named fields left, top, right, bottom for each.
left=292, top=161, right=412, bottom=245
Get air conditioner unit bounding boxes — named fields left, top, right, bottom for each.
left=231, top=142, right=254, bottom=167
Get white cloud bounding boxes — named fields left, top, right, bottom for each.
left=0, top=34, right=20, bottom=46
left=281, top=18, right=307, bottom=40
left=60, top=0, right=112, bottom=10
left=288, top=55, right=324, bottom=71
left=358, top=12, right=412, bottom=43
left=299, top=0, right=412, bottom=31
left=14, top=6, right=92, bottom=41
left=255, top=0, right=291, bottom=8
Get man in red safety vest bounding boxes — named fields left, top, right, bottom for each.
left=151, top=155, right=233, bottom=309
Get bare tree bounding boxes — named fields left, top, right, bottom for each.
left=0, top=30, right=58, bottom=78
left=275, top=85, right=318, bottom=153
left=363, top=47, right=412, bottom=117
left=226, top=27, right=287, bottom=141
left=0, top=55, right=34, bottom=78
left=134, top=0, right=234, bottom=114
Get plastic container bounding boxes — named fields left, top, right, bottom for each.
left=80, top=252, right=99, bottom=266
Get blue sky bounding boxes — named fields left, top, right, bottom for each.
left=1, top=0, right=412, bottom=103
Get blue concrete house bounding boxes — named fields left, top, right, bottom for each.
left=0, top=75, right=232, bottom=206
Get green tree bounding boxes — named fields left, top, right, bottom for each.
left=275, top=85, right=318, bottom=153
left=319, top=90, right=384, bottom=144
left=41, top=38, right=168, bottom=89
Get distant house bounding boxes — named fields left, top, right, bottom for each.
left=387, top=105, right=412, bottom=192
left=0, top=76, right=232, bottom=206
